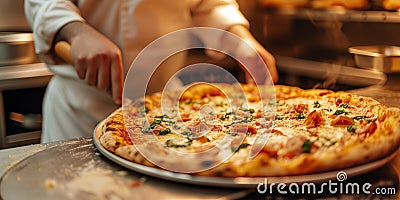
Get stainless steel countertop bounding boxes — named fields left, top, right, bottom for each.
left=0, top=70, right=398, bottom=199
left=0, top=138, right=247, bottom=200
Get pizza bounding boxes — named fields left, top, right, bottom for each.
left=311, top=0, right=370, bottom=9
left=383, top=0, right=400, bottom=10
left=259, top=0, right=310, bottom=8
left=258, top=0, right=370, bottom=9
left=98, top=83, right=400, bottom=177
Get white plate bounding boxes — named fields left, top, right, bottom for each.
left=93, top=121, right=398, bottom=188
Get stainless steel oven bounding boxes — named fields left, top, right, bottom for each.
left=0, top=63, right=52, bottom=148
left=237, top=0, right=400, bottom=91
left=0, top=0, right=53, bottom=148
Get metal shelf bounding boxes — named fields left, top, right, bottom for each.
left=6, top=130, right=41, bottom=148
left=261, top=8, right=400, bottom=23
left=0, top=63, right=53, bottom=90
left=276, top=55, right=387, bottom=87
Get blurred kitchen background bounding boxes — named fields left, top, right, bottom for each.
left=0, top=0, right=399, bottom=148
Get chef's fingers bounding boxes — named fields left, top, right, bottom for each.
left=97, top=55, right=111, bottom=90
left=259, top=48, right=278, bottom=83
left=110, top=53, right=123, bottom=105
left=85, top=55, right=99, bottom=86
left=238, top=48, right=277, bottom=84
left=75, top=55, right=87, bottom=79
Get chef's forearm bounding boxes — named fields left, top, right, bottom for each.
left=24, top=0, right=84, bottom=64
left=55, top=21, right=94, bottom=44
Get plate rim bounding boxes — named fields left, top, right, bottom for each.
left=93, top=120, right=398, bottom=188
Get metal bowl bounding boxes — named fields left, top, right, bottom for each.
left=349, top=45, right=400, bottom=73
left=0, top=32, right=38, bottom=66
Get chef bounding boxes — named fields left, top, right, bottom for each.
left=25, top=0, right=278, bottom=143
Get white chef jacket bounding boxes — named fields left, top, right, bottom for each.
left=25, top=0, right=249, bottom=143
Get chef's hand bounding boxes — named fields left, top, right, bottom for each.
left=55, top=21, right=123, bottom=105
left=227, top=25, right=278, bottom=84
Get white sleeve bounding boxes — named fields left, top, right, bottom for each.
left=191, top=0, right=249, bottom=30
left=190, top=0, right=250, bottom=51
left=24, top=0, right=84, bottom=64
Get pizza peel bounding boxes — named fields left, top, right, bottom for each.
left=54, top=41, right=73, bottom=64
left=0, top=138, right=242, bottom=200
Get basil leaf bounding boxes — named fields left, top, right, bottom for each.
left=165, top=139, right=192, bottom=148
left=140, top=106, right=148, bottom=116
left=313, top=101, right=321, bottom=108
left=333, top=109, right=349, bottom=115
left=302, top=139, right=312, bottom=153
left=353, top=116, right=366, bottom=120
left=296, top=113, right=306, bottom=119
left=339, top=103, right=349, bottom=108
left=347, top=124, right=356, bottom=132
left=158, top=127, right=171, bottom=135
left=231, top=143, right=250, bottom=153
left=142, top=119, right=163, bottom=132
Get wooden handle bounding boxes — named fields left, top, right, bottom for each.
left=54, top=41, right=73, bottom=64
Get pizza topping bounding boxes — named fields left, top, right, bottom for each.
left=262, top=141, right=280, bottom=158
left=313, top=101, right=321, bottom=108
left=233, top=109, right=253, bottom=120
left=335, top=99, right=343, bottom=106
left=140, top=107, right=148, bottom=116
left=229, top=123, right=258, bottom=135
left=188, top=119, right=210, bottom=133
left=335, top=94, right=351, bottom=106
left=231, top=143, right=250, bottom=153
left=355, top=121, right=377, bottom=137
left=307, top=128, right=318, bottom=136
left=294, top=104, right=308, bottom=113
left=302, top=139, right=312, bottom=153
left=303, top=110, right=323, bottom=128
left=181, top=130, right=196, bottom=138
left=319, top=91, right=331, bottom=96
left=330, top=115, right=354, bottom=126
left=225, top=116, right=254, bottom=126
left=211, top=125, right=223, bottom=131
left=314, top=136, right=337, bottom=148
left=353, top=115, right=367, bottom=120
left=158, top=128, right=171, bottom=135
left=197, top=136, right=210, bottom=143
left=296, top=113, right=306, bottom=120
left=347, top=124, right=357, bottom=132
left=219, top=112, right=235, bottom=121
left=271, top=128, right=284, bottom=135
left=281, top=134, right=307, bottom=158
left=179, top=113, right=192, bottom=122
left=141, top=118, right=163, bottom=133
left=165, top=138, right=193, bottom=148
left=338, top=103, right=349, bottom=108
left=242, top=108, right=255, bottom=114
left=254, top=110, right=263, bottom=118
left=333, top=109, right=349, bottom=115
